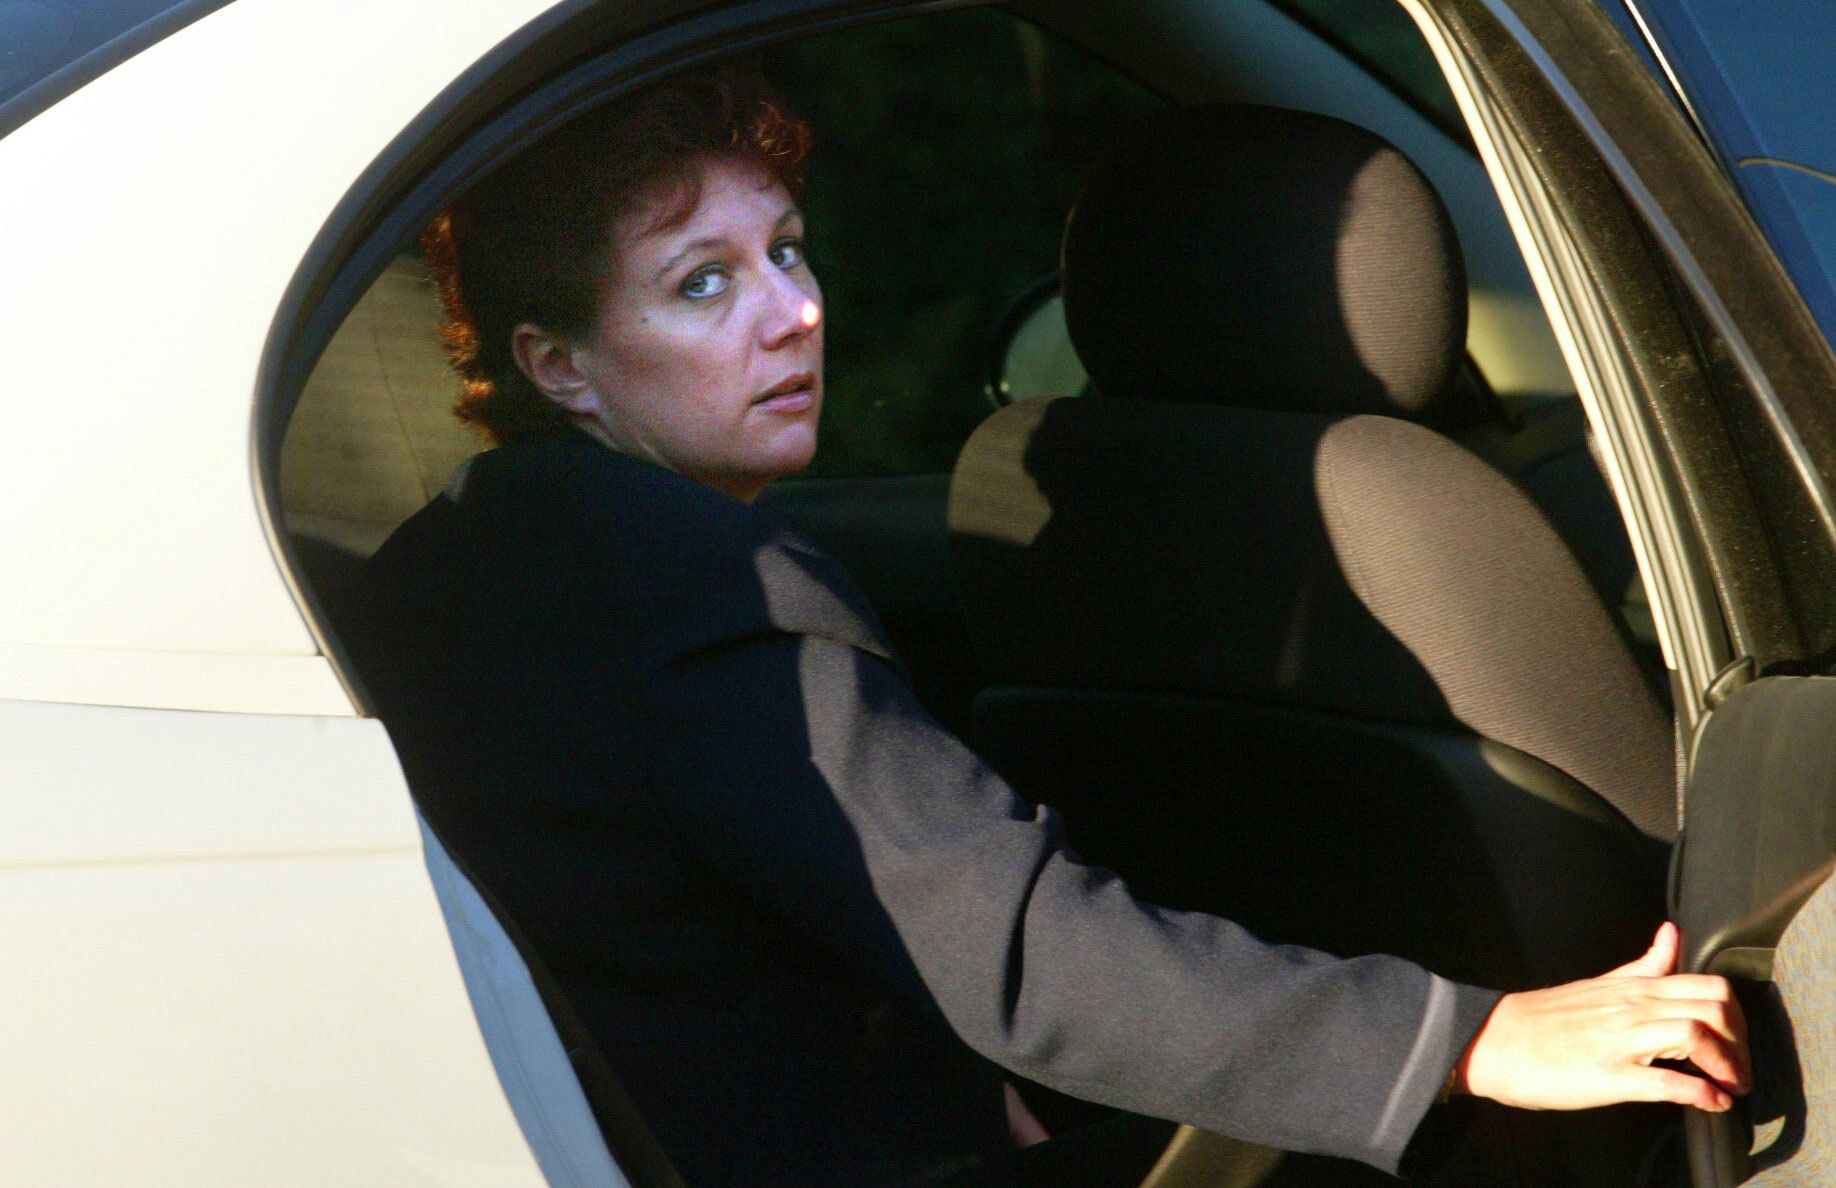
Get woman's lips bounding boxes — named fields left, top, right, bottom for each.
left=753, top=373, right=817, bottom=414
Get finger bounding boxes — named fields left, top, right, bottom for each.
left=1610, top=921, right=1679, bottom=978
left=1642, top=974, right=1744, bottom=1011
left=1624, top=1065, right=1734, bottom=1112
left=1637, top=1019, right=1749, bottom=1093
left=1646, top=994, right=1746, bottom=1047
left=1636, top=992, right=1752, bottom=1090
left=1684, top=1040, right=1749, bottom=1096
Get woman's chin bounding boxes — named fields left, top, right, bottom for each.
left=762, top=424, right=819, bottom=478
left=705, top=434, right=818, bottom=501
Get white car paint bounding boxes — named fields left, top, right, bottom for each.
left=0, top=0, right=621, bottom=1181
left=0, top=0, right=543, bottom=713
left=0, top=700, right=567, bottom=1182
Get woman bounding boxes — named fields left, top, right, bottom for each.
left=354, top=62, right=1748, bottom=1187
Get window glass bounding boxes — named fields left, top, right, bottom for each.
left=1266, top=0, right=1466, bottom=140
left=1000, top=291, right=1088, bottom=406
left=764, top=10, right=1161, bottom=476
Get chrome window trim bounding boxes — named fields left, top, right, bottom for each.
left=1616, top=0, right=1709, bottom=146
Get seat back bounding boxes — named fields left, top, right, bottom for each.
left=1062, top=100, right=1656, bottom=683
left=951, top=396, right=1668, bottom=986
left=948, top=105, right=1675, bottom=990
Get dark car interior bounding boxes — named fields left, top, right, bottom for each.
left=275, top=1, right=1709, bottom=1183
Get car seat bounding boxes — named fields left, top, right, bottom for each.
left=948, top=104, right=1684, bottom=1182
left=948, top=104, right=1675, bottom=993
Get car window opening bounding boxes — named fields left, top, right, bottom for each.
left=275, top=4, right=1697, bottom=1183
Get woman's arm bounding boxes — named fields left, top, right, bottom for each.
left=627, top=623, right=1497, bottom=1173
left=616, top=522, right=1748, bottom=1170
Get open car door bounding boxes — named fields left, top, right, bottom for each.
left=1578, top=3, right=1836, bottom=1184
left=1398, top=0, right=1836, bottom=1183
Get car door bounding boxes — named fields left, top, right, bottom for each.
left=1399, top=0, right=1836, bottom=1184
left=1603, top=7, right=1836, bottom=1183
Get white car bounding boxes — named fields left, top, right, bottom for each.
left=4, top=0, right=1833, bottom=1185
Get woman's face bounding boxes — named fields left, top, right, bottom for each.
left=520, top=154, right=823, bottom=502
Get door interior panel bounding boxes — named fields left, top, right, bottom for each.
left=1679, top=676, right=1836, bottom=978
left=1677, top=675, right=1836, bottom=1185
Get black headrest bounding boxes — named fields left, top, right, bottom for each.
left=1063, top=105, right=1477, bottom=428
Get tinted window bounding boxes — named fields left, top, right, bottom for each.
left=1267, top=0, right=1466, bottom=140
left=765, top=10, right=1161, bottom=476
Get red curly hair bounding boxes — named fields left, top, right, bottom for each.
left=423, top=60, right=810, bottom=445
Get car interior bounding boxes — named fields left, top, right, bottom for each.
left=272, top=0, right=1717, bottom=1182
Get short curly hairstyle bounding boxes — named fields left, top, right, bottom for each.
left=423, top=60, right=811, bottom=445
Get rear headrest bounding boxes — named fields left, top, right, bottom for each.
left=1062, top=105, right=1474, bottom=427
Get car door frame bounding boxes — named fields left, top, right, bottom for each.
left=1404, top=0, right=1836, bottom=715
left=1395, top=0, right=1836, bottom=1183
left=261, top=0, right=1836, bottom=1183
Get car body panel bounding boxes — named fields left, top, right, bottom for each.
left=1, top=699, right=410, bottom=867
left=0, top=1, right=586, bottom=1180
left=1629, top=3, right=1836, bottom=173
left=0, top=700, right=546, bottom=1182
left=0, top=0, right=549, bottom=713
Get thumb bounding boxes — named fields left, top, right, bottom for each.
left=1609, top=921, right=1679, bottom=979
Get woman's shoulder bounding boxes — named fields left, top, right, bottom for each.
left=477, top=430, right=756, bottom=528
left=403, top=430, right=763, bottom=571
left=395, top=430, right=893, bottom=661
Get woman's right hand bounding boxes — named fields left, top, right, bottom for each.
left=1455, top=922, right=1750, bottom=1112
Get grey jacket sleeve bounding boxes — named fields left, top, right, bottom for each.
left=623, top=538, right=1500, bottom=1173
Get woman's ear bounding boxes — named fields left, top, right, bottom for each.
left=511, top=323, right=601, bottom=416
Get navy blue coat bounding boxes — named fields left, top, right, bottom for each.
left=352, top=429, right=1499, bottom=1186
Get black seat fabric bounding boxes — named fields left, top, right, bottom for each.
left=952, top=395, right=1674, bottom=840
left=1063, top=104, right=1653, bottom=681
left=949, top=105, right=1678, bottom=1004
left=1062, top=105, right=1480, bottom=430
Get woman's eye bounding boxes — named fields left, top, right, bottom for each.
left=768, top=237, right=805, bottom=270
left=680, top=266, right=730, bottom=299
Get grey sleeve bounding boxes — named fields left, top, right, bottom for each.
left=631, top=623, right=1499, bottom=1173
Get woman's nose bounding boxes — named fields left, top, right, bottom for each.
left=760, top=268, right=820, bottom=346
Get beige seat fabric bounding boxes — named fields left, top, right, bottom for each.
left=1750, top=870, right=1836, bottom=1184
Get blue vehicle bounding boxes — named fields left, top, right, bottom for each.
left=1, top=0, right=1829, bottom=1183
